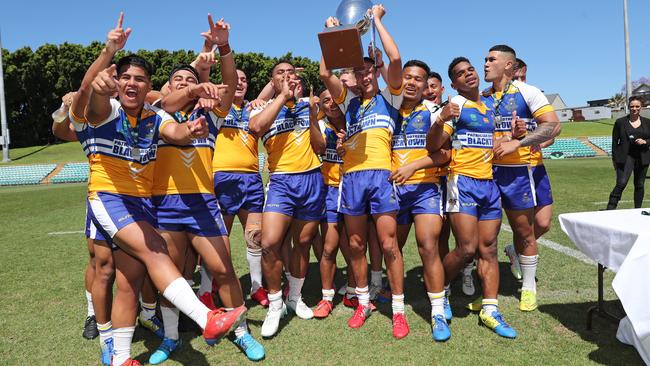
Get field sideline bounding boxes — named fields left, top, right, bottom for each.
left=0, top=156, right=646, bottom=364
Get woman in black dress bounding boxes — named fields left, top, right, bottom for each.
left=607, top=96, right=650, bottom=209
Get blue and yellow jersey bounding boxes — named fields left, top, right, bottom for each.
left=152, top=107, right=227, bottom=196
left=318, top=119, right=343, bottom=186
left=82, top=100, right=172, bottom=197
left=251, top=98, right=321, bottom=174
left=69, top=107, right=93, bottom=158
left=482, top=80, right=554, bottom=166
left=212, top=103, right=259, bottom=173
left=391, top=100, right=441, bottom=184
left=335, top=86, right=403, bottom=173
left=443, top=95, right=495, bottom=180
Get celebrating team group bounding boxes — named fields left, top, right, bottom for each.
left=52, top=6, right=561, bottom=366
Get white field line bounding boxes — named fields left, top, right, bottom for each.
left=500, top=224, right=595, bottom=266
left=47, top=222, right=242, bottom=236
left=591, top=199, right=633, bottom=205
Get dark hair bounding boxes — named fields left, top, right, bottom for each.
left=403, top=59, right=431, bottom=77
left=271, top=59, right=294, bottom=75
left=428, top=71, right=443, bottom=83
left=116, top=55, right=153, bottom=78
left=629, top=96, right=645, bottom=105
left=489, top=44, right=516, bottom=58
left=317, top=87, right=329, bottom=96
left=514, top=58, right=527, bottom=70
left=169, top=64, right=200, bottom=83
left=448, top=57, right=470, bottom=80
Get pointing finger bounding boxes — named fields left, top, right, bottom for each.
left=116, top=12, right=124, bottom=29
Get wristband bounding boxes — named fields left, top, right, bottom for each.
left=217, top=43, right=231, bottom=57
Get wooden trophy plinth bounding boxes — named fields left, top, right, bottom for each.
left=318, top=25, right=365, bottom=70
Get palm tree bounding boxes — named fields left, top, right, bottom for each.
left=607, top=93, right=626, bottom=111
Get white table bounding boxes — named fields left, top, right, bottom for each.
left=560, top=208, right=650, bottom=364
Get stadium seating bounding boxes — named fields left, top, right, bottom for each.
left=542, top=138, right=597, bottom=159
left=0, top=164, right=57, bottom=186
left=588, top=136, right=612, bottom=156
left=50, top=162, right=90, bottom=184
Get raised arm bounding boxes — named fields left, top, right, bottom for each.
left=309, top=88, right=326, bottom=155
left=71, top=12, right=130, bottom=122
left=52, top=93, right=78, bottom=142
left=319, top=17, right=344, bottom=101
left=161, top=82, right=226, bottom=114
left=372, top=5, right=401, bottom=91
left=86, top=64, right=118, bottom=124
left=249, top=78, right=296, bottom=136
left=427, top=96, right=460, bottom=152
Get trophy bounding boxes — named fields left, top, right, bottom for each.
left=318, top=0, right=376, bottom=70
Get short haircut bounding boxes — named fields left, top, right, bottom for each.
left=629, top=95, right=645, bottom=105
left=403, top=59, right=431, bottom=77
left=448, top=57, right=470, bottom=81
left=428, top=71, right=443, bottom=83
left=317, top=87, right=329, bottom=96
left=116, top=55, right=153, bottom=78
left=169, top=64, right=200, bottom=83
left=271, top=59, right=294, bottom=75
left=514, top=58, right=527, bottom=70
left=489, top=44, right=517, bottom=58
left=363, top=56, right=376, bottom=66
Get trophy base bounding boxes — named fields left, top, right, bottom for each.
left=318, top=25, right=365, bottom=70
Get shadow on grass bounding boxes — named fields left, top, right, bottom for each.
left=538, top=300, right=642, bottom=365
left=10, top=144, right=50, bottom=161
left=134, top=326, right=210, bottom=366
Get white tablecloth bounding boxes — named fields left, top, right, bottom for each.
left=559, top=208, right=650, bottom=364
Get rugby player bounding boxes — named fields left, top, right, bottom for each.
left=430, top=57, right=517, bottom=339
left=484, top=45, right=560, bottom=311
left=320, top=5, right=411, bottom=339
left=249, top=60, right=326, bottom=337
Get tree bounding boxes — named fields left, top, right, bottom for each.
left=620, top=77, right=650, bottom=93
left=608, top=93, right=626, bottom=111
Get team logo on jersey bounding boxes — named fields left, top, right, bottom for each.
left=505, top=97, right=518, bottom=114
left=470, top=113, right=478, bottom=122
left=411, top=116, right=425, bottom=131
left=179, top=149, right=196, bottom=167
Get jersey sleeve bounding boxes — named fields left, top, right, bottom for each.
left=206, top=109, right=225, bottom=131
left=381, top=86, right=404, bottom=109
left=158, top=109, right=179, bottom=135
left=333, top=88, right=355, bottom=114
left=249, top=99, right=272, bottom=119
left=444, top=95, right=467, bottom=136
left=514, top=80, right=554, bottom=118
left=90, top=98, right=122, bottom=128
left=423, top=100, right=443, bottom=126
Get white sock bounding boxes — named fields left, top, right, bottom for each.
left=356, top=286, right=369, bottom=307
left=247, top=249, right=263, bottom=293
left=346, top=286, right=356, bottom=299
left=228, top=309, right=248, bottom=339
left=482, top=298, right=499, bottom=315
left=288, top=276, right=305, bottom=302
left=97, top=321, right=113, bottom=345
left=186, top=279, right=195, bottom=287
left=370, top=270, right=382, bottom=287
left=85, top=290, right=95, bottom=317
left=444, top=284, right=451, bottom=297
left=322, top=288, right=335, bottom=302
left=284, top=271, right=291, bottom=280
left=112, top=326, right=135, bottom=366
left=162, top=277, right=210, bottom=330
left=428, top=291, right=445, bottom=317
left=139, top=300, right=156, bottom=321
left=520, top=254, right=538, bottom=292
left=161, top=306, right=180, bottom=340
left=392, top=293, right=405, bottom=314
left=199, top=264, right=213, bottom=296
left=268, top=291, right=283, bottom=311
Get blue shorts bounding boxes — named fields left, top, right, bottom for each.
left=322, top=185, right=343, bottom=223
left=339, top=170, right=399, bottom=216
left=396, top=183, right=443, bottom=225
left=531, top=165, right=553, bottom=207
left=493, top=165, right=538, bottom=210
left=446, top=175, right=501, bottom=221
left=264, top=169, right=326, bottom=221
left=214, top=172, right=264, bottom=216
left=152, top=193, right=228, bottom=237
left=87, top=192, right=157, bottom=240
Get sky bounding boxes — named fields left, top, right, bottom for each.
left=1, top=0, right=649, bottom=107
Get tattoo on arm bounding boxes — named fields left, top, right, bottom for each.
left=519, top=122, right=558, bottom=147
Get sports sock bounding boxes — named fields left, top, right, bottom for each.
left=322, top=288, right=335, bottom=302
left=346, top=286, right=356, bottom=299
left=519, top=254, right=538, bottom=292
left=428, top=291, right=445, bottom=317
left=97, top=321, right=113, bottom=346
left=392, top=293, right=405, bottom=314
left=198, top=264, right=213, bottom=296
left=268, top=290, right=283, bottom=311
left=186, top=279, right=195, bottom=287
left=161, top=306, right=180, bottom=340
left=139, top=300, right=156, bottom=321
left=444, top=284, right=451, bottom=297
left=162, top=277, right=209, bottom=330
left=85, top=290, right=95, bottom=317
left=356, top=286, right=369, bottom=307
left=226, top=308, right=248, bottom=339
left=370, top=270, right=382, bottom=288
left=287, top=276, right=305, bottom=302
left=247, top=249, right=263, bottom=293
left=112, top=326, right=135, bottom=366
left=482, top=298, right=499, bottom=315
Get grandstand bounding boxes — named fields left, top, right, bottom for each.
left=0, top=164, right=56, bottom=186
left=588, top=136, right=612, bottom=156
left=542, top=138, right=597, bottom=159
left=50, top=162, right=90, bottom=184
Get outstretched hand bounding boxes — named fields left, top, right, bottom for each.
left=438, top=96, right=460, bottom=124
left=92, top=64, right=118, bottom=96
left=187, top=116, right=209, bottom=139
left=106, top=12, right=131, bottom=54
left=336, top=129, right=347, bottom=157
left=201, top=13, right=230, bottom=50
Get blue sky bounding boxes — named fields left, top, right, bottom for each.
left=2, top=0, right=649, bottom=107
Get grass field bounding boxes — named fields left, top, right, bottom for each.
left=0, top=156, right=646, bottom=365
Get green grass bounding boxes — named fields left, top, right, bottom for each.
left=0, top=158, right=646, bottom=365
left=558, top=119, right=615, bottom=138
left=0, top=142, right=87, bottom=166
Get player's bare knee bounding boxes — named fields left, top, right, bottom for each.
left=245, top=226, right=263, bottom=254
